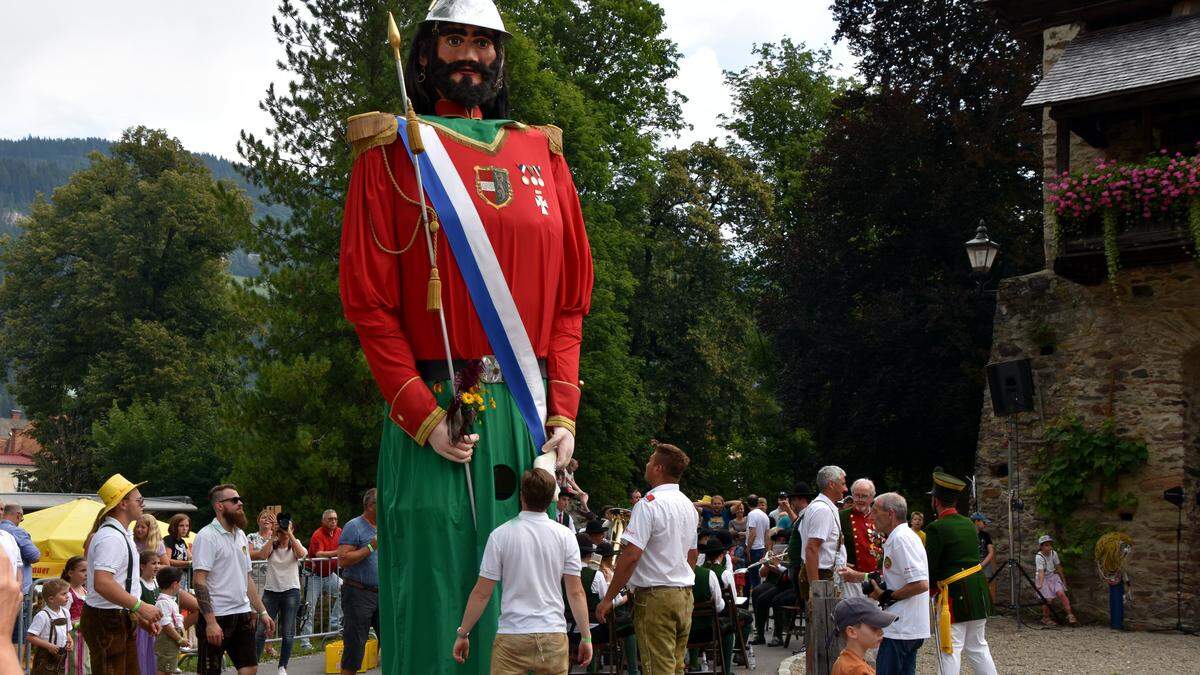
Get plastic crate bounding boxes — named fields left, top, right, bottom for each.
left=324, top=638, right=379, bottom=673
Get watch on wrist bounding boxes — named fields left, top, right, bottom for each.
left=456, top=626, right=469, bottom=639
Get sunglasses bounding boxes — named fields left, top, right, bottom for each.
left=219, top=496, right=244, bottom=505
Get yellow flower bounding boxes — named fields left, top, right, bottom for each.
left=477, top=405, right=486, bottom=412
left=489, top=399, right=496, bottom=409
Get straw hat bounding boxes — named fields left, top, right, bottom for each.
left=97, top=474, right=146, bottom=515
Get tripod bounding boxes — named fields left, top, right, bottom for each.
left=987, top=415, right=1061, bottom=627
left=1150, top=499, right=1198, bottom=634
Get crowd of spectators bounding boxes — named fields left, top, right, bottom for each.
left=0, top=475, right=383, bottom=675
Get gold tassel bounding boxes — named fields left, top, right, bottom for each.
left=427, top=267, right=442, bottom=312
left=407, top=106, right=425, bottom=155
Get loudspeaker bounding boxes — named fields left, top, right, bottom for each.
left=986, top=358, right=1035, bottom=417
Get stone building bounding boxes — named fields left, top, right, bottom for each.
left=978, top=0, right=1200, bottom=627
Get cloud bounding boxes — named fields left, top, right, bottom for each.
left=0, top=1, right=853, bottom=157
left=0, top=1, right=281, bottom=158
left=656, top=1, right=854, bottom=149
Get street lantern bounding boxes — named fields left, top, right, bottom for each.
left=965, top=223, right=1000, bottom=275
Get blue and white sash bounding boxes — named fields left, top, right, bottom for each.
left=396, top=116, right=548, bottom=452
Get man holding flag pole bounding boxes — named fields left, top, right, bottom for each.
left=338, top=1, right=594, bottom=672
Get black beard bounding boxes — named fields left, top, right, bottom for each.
left=222, top=510, right=248, bottom=530
left=430, top=55, right=500, bottom=109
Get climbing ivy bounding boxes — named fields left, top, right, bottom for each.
left=1033, top=416, right=1147, bottom=566
left=1035, top=416, right=1147, bottom=523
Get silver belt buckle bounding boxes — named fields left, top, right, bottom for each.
left=480, top=355, right=503, bottom=384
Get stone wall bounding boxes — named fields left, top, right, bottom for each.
left=975, top=265, right=1200, bottom=628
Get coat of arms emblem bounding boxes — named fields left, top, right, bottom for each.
left=474, top=166, right=512, bottom=209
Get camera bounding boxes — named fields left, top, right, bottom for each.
left=861, top=571, right=885, bottom=596
left=277, top=513, right=291, bottom=531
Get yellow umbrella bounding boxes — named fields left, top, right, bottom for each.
left=23, top=498, right=193, bottom=579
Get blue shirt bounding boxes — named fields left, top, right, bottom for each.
left=338, top=515, right=378, bottom=588
left=0, top=520, right=38, bottom=593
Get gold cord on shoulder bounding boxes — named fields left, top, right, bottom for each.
left=375, top=147, right=441, bottom=256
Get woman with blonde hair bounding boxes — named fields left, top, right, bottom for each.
left=133, top=513, right=170, bottom=567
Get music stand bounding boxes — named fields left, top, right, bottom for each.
left=1150, top=487, right=1198, bottom=635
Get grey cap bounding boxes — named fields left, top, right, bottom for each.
left=834, top=597, right=897, bottom=632
left=1038, top=534, right=1053, bottom=546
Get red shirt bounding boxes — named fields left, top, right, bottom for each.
left=340, top=102, right=594, bottom=444
left=308, top=527, right=342, bottom=576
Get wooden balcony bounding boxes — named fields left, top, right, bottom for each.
left=1054, top=221, right=1197, bottom=285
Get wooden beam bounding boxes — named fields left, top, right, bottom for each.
left=1056, top=117, right=1072, bottom=176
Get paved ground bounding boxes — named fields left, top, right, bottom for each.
left=256, top=637, right=798, bottom=673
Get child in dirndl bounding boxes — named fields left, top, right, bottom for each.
left=1035, top=534, right=1077, bottom=626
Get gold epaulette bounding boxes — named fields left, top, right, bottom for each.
left=346, top=112, right=398, bottom=159
left=532, top=124, right=564, bottom=156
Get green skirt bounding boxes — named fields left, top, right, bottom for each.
left=377, top=379, right=542, bottom=674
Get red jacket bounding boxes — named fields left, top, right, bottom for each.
left=339, top=103, right=593, bottom=445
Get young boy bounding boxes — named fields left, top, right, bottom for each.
left=154, top=566, right=189, bottom=675
left=27, top=578, right=73, bottom=675
left=831, top=596, right=897, bottom=675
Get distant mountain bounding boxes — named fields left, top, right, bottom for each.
left=0, top=137, right=288, bottom=277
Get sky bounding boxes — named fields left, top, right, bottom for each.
left=0, top=1, right=853, bottom=158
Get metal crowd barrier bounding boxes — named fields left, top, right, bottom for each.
left=16, top=556, right=346, bottom=673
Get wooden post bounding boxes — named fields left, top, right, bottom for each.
left=805, top=580, right=843, bottom=675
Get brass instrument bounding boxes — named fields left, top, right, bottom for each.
left=605, top=507, right=631, bottom=553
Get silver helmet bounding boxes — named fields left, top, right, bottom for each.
left=424, top=0, right=510, bottom=38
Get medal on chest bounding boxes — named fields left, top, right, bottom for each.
left=518, top=164, right=550, bottom=216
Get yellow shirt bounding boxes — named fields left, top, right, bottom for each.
left=916, top=529, right=926, bottom=545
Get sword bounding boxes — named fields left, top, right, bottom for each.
left=388, top=12, right=477, bottom=529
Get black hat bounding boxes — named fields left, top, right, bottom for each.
left=585, top=519, right=607, bottom=535
left=700, top=537, right=726, bottom=558
left=834, top=597, right=897, bottom=632
left=788, top=482, right=814, bottom=498
left=595, top=541, right=614, bottom=557
left=576, top=533, right=595, bottom=556
left=714, top=528, right=734, bottom=549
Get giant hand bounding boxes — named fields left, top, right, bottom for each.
left=541, top=426, right=575, bottom=469
left=429, top=418, right=479, bottom=463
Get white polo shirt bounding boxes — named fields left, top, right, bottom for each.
left=746, top=508, right=770, bottom=551
left=799, top=494, right=841, bottom=569
left=85, top=516, right=139, bottom=610
left=480, top=511, right=582, bottom=634
left=621, top=483, right=698, bottom=589
left=0, top=530, right=22, bottom=585
left=880, top=523, right=930, bottom=640
left=191, top=519, right=252, bottom=617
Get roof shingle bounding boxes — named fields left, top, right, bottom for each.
left=1024, top=14, right=1200, bottom=107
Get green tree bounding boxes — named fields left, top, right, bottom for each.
left=739, top=2, right=1042, bottom=490
left=230, top=0, right=683, bottom=524
left=629, top=142, right=815, bottom=496
left=0, top=127, right=250, bottom=493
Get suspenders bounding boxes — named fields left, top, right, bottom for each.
left=102, top=523, right=135, bottom=594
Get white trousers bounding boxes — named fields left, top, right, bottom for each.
left=935, top=619, right=997, bottom=675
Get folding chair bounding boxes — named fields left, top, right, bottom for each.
left=685, top=599, right=726, bottom=675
